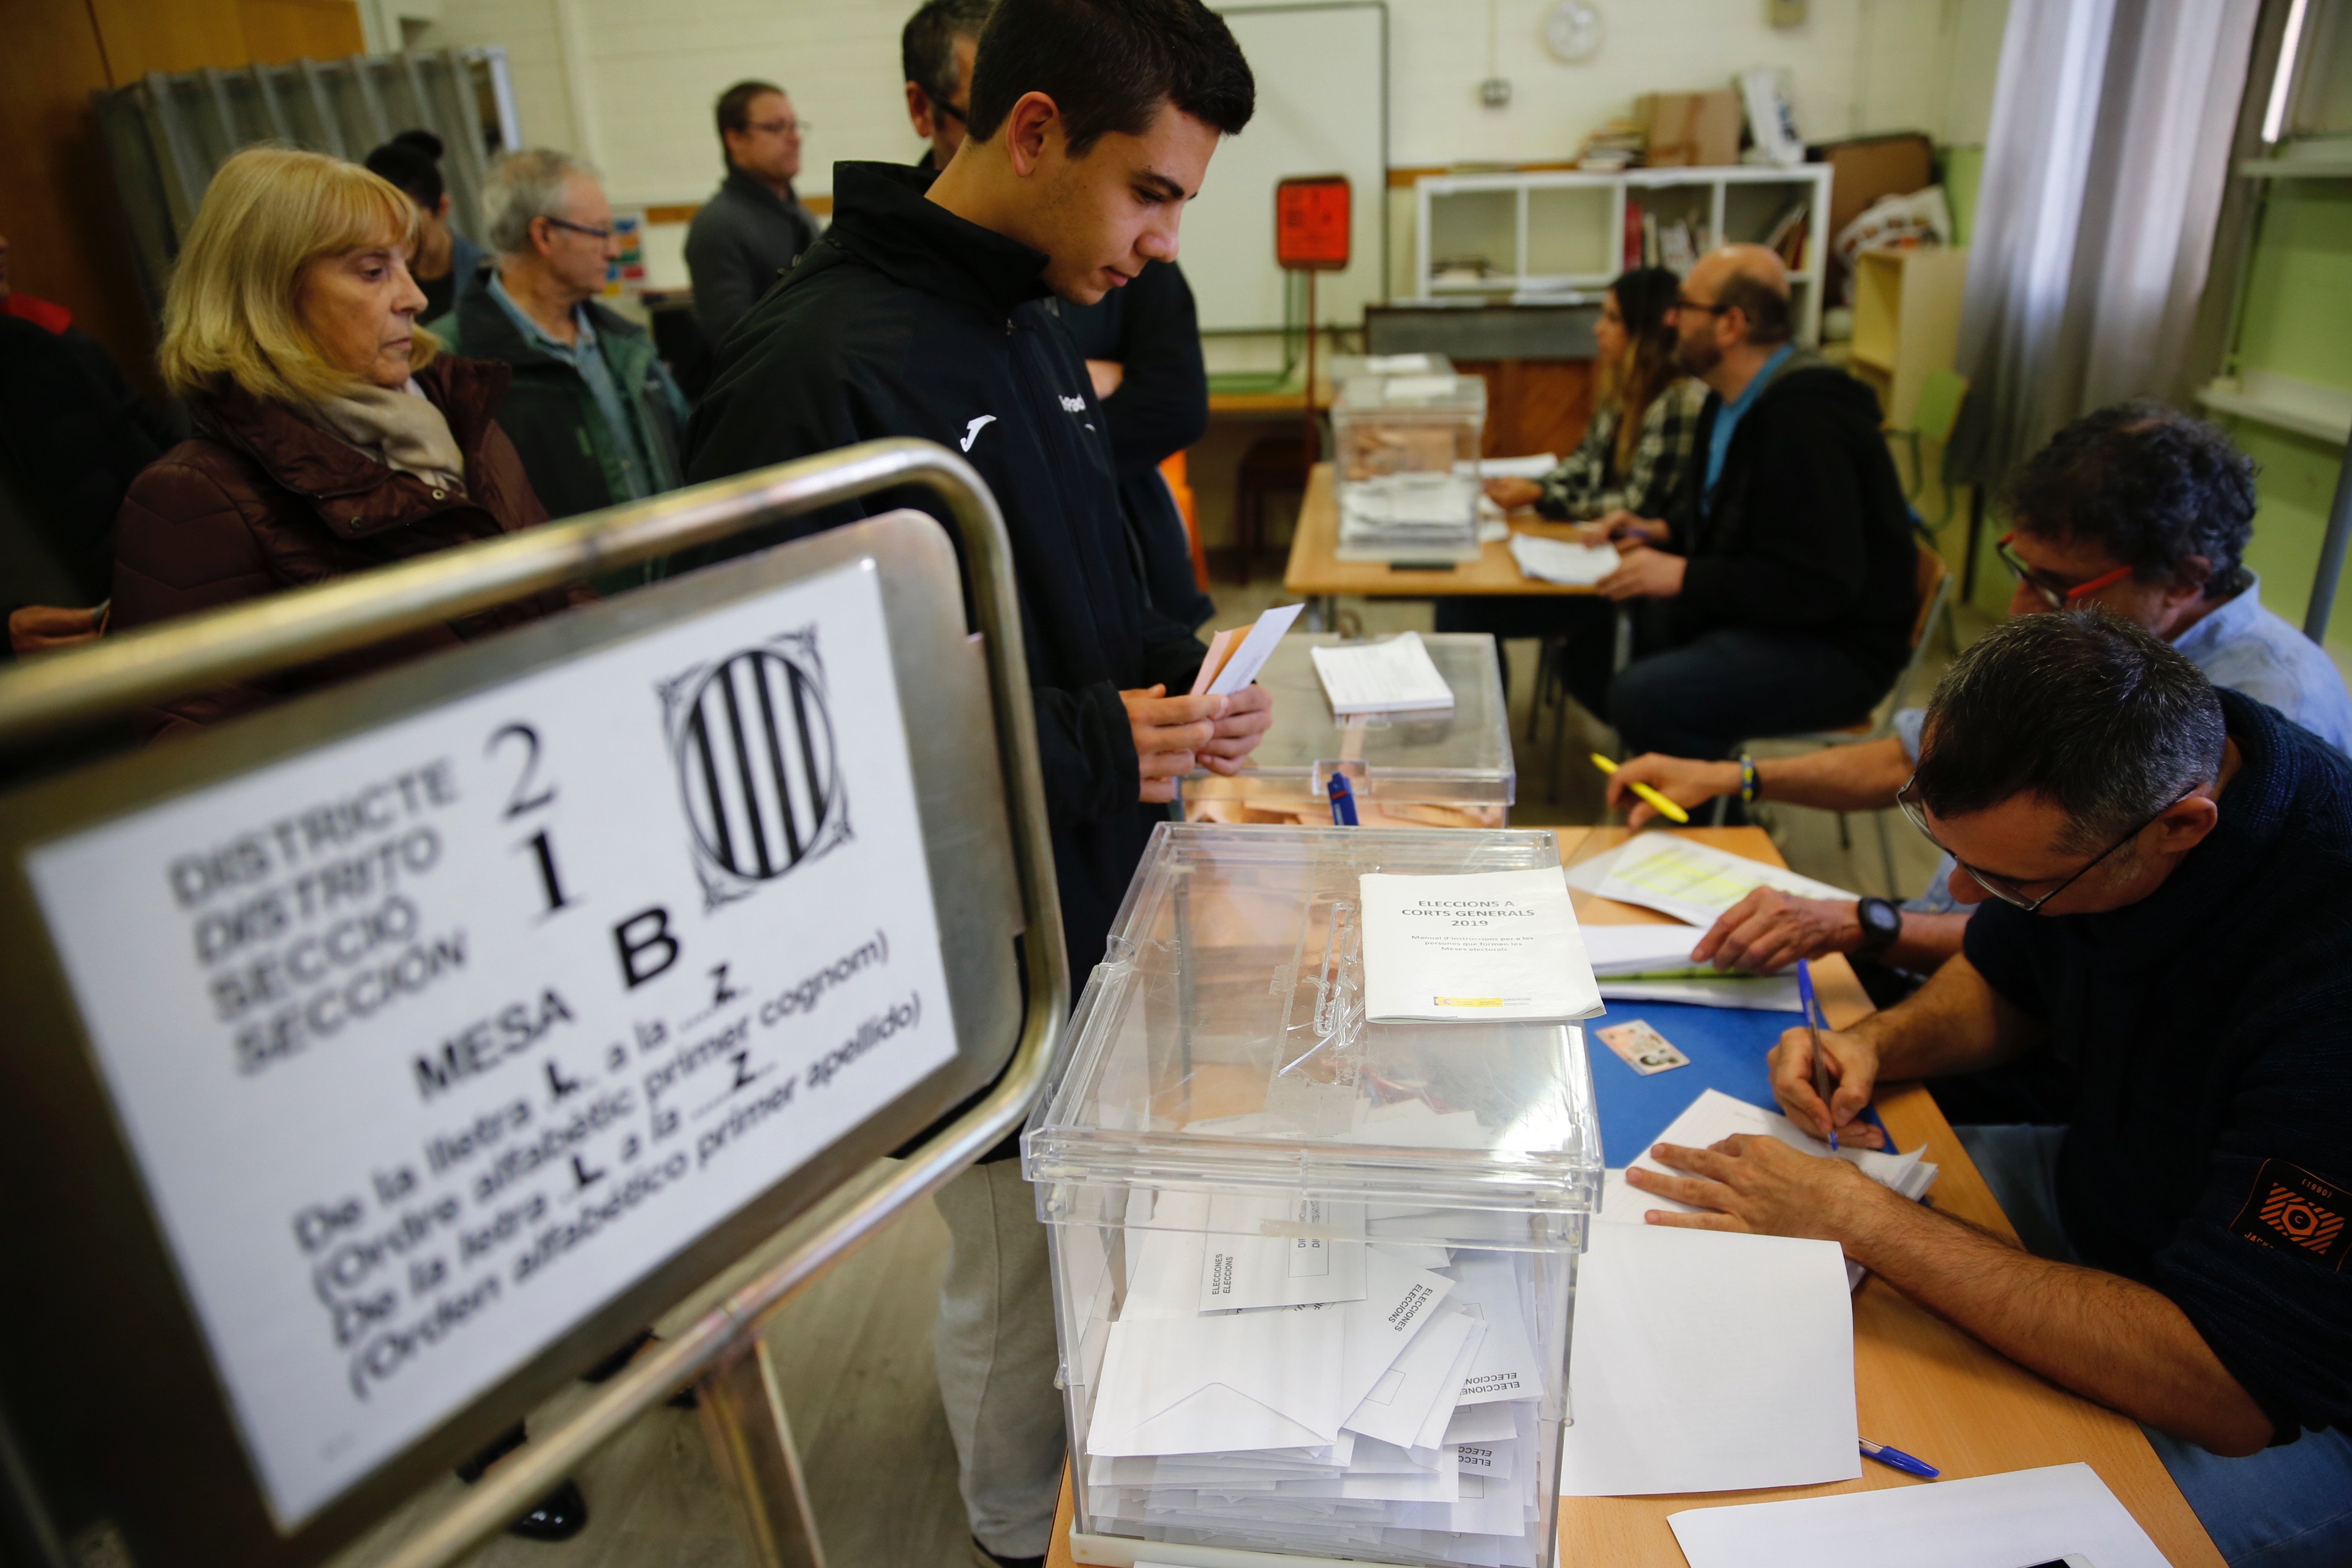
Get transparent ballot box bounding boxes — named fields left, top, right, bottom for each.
left=1333, top=370, right=1488, bottom=564
left=1182, top=635, right=1515, bottom=830
left=1024, top=825, right=1599, bottom=1567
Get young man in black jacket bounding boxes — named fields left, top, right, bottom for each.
left=681, top=3, right=1265, bottom=1562
left=1585, top=243, right=1917, bottom=760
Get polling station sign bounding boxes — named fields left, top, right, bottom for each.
left=24, top=557, right=955, bottom=1529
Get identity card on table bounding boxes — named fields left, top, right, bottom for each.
left=1359, top=867, right=1601, bottom=1023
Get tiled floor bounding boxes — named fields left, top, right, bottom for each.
left=331, top=571, right=1988, bottom=1568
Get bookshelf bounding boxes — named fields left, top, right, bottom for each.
left=1410, top=165, right=1838, bottom=345
left=1846, top=246, right=1970, bottom=428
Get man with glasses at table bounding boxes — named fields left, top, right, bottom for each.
left=1625, top=609, right=2352, bottom=1568
left=1603, top=404, right=2352, bottom=1046
left=443, top=149, right=692, bottom=530
left=685, top=80, right=823, bottom=343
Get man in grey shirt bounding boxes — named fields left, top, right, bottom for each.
left=1607, top=401, right=2352, bottom=984
left=685, top=80, right=822, bottom=344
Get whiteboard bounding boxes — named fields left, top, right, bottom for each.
left=1186, top=2, right=1388, bottom=333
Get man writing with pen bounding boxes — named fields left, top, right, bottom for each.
left=1623, top=611, right=2352, bottom=1568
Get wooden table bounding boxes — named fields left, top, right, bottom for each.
left=1208, top=383, right=1331, bottom=417
left=1282, top=462, right=1602, bottom=628
left=1044, top=827, right=2222, bottom=1568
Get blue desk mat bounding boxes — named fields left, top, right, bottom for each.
left=1585, top=998, right=1893, bottom=1166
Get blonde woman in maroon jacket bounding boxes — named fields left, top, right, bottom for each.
left=113, top=146, right=585, bottom=742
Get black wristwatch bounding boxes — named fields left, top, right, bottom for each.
left=1854, top=896, right=1902, bottom=962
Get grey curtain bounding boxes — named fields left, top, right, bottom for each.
left=1950, top=0, right=2261, bottom=488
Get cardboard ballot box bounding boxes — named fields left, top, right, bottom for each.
left=1023, top=825, right=1599, bottom=1567
left=1333, top=370, right=1487, bottom=564
left=1182, top=635, right=1515, bottom=830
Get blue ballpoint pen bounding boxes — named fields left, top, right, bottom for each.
left=1795, top=959, right=1836, bottom=1150
left=1327, top=772, right=1359, bottom=826
left=1859, top=1436, right=1940, bottom=1479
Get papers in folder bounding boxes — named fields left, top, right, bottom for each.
left=1082, top=1108, right=1553, bottom=1557
left=1310, top=631, right=1456, bottom=716
left=1508, top=532, right=1619, bottom=586
left=1566, top=831, right=1857, bottom=927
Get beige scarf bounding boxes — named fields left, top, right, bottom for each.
left=304, top=377, right=469, bottom=496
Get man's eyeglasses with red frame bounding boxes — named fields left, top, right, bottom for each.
left=1995, top=531, right=2133, bottom=611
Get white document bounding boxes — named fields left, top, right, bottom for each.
left=1559, top=1223, right=1858, bottom=1496
left=1088, top=1308, right=1344, bottom=1456
left=1200, top=601, right=1305, bottom=696
left=1201, top=1194, right=1368, bottom=1311
left=1444, top=1401, right=1521, bottom=1445
left=1414, top=1313, right=1494, bottom=1450
left=1566, top=831, right=1856, bottom=927
left=1316, top=1246, right=1455, bottom=1414
left=1359, top=869, right=1602, bottom=1023
left=1578, top=922, right=1706, bottom=974
left=1667, top=1462, right=2169, bottom=1568
left=1458, top=453, right=1559, bottom=481
left=1509, top=532, right=1620, bottom=586
left=1310, top=632, right=1457, bottom=716
left=1343, top=1308, right=1482, bottom=1448
left=1599, top=974, right=1803, bottom=1012
left=1447, top=1256, right=1544, bottom=1407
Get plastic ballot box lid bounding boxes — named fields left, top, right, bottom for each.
left=1182, top=633, right=1514, bottom=820
left=1023, top=824, right=1600, bottom=1229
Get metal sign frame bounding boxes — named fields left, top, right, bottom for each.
left=0, top=440, right=1067, bottom=1568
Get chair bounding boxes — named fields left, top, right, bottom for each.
left=1891, top=368, right=1969, bottom=534
left=1715, top=536, right=1954, bottom=898
left=1158, top=451, right=1212, bottom=592
left=1231, top=434, right=1310, bottom=582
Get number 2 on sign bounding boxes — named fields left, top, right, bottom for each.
left=489, top=722, right=574, bottom=916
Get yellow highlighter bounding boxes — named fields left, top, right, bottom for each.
left=1590, top=752, right=1691, bottom=825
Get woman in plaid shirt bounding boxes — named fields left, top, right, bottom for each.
left=1440, top=267, right=1703, bottom=681
left=1485, top=266, right=1703, bottom=525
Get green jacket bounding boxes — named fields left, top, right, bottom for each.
left=437, top=265, right=687, bottom=522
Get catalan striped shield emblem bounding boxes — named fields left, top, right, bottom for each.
left=660, top=631, right=851, bottom=909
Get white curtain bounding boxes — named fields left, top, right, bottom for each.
left=1951, top=0, right=2261, bottom=484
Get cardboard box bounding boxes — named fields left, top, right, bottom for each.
left=1637, top=90, right=1743, bottom=167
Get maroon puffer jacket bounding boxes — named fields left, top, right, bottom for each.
left=112, top=356, right=590, bottom=738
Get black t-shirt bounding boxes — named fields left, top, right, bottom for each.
left=1964, top=689, right=2352, bottom=1437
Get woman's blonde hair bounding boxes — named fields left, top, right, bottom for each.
left=157, top=145, right=438, bottom=404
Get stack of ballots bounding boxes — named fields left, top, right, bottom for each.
left=1085, top=1112, right=1553, bottom=1564
left=1023, top=824, right=1602, bottom=1567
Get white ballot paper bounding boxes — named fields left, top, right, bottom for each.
left=1579, top=922, right=1804, bottom=1010
left=1567, top=832, right=1856, bottom=927
left=1310, top=631, right=1457, bottom=716
left=1578, top=922, right=1706, bottom=974
left=1509, top=532, right=1620, bottom=586
left=1089, top=1308, right=1345, bottom=1455
left=1343, top=1307, right=1482, bottom=1449
left=1201, top=1194, right=1368, bottom=1311
left=1189, top=601, right=1305, bottom=697
left=1667, top=1463, right=2169, bottom=1568
left=1446, top=1255, right=1544, bottom=1407
left=1360, top=869, right=1601, bottom=1023
left=1559, top=1223, right=1858, bottom=1496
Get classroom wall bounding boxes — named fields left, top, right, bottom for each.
left=410, top=0, right=2008, bottom=209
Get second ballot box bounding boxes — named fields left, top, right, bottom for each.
left=1024, top=824, right=1600, bottom=1567
left=1180, top=634, right=1515, bottom=831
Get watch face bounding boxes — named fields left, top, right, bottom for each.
left=1861, top=899, right=1901, bottom=940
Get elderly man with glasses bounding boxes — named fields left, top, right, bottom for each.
left=1604, top=404, right=2352, bottom=1044
left=1623, top=609, right=2352, bottom=1568
left=685, top=80, right=822, bottom=344
left=441, top=148, right=691, bottom=532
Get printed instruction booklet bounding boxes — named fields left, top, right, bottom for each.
left=1360, top=867, right=1601, bottom=1023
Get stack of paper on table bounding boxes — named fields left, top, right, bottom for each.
left=1311, top=631, right=1457, bottom=716
left=1508, top=532, right=1619, bottom=587
left=1340, top=472, right=1483, bottom=554
left=1085, top=1143, right=1553, bottom=1564
left=1566, top=831, right=1856, bottom=927
left=1667, top=1462, right=2169, bottom=1568
left=1558, top=1222, right=1858, bottom=1496
left=1577, top=921, right=1803, bottom=1012
left=1603, top=1088, right=1938, bottom=1290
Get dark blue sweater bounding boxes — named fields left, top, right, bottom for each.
left=1966, top=688, right=2352, bottom=1438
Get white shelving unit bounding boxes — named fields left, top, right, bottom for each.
left=1411, top=164, right=1838, bottom=345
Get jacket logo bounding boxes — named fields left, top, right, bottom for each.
left=959, top=415, right=997, bottom=452
left=1060, top=394, right=1087, bottom=413
left=2230, top=1158, right=2350, bottom=1271
left=657, top=631, right=851, bottom=913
